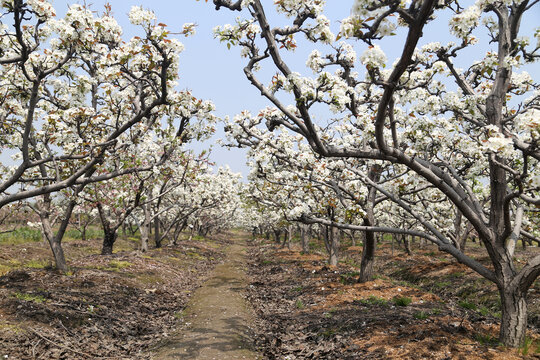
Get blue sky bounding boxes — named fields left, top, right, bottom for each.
left=53, top=1, right=357, bottom=177
left=52, top=1, right=540, bottom=178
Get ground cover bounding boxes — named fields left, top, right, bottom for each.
left=246, top=239, right=540, bottom=359
left=0, top=230, right=228, bottom=359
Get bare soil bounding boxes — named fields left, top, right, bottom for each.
left=245, top=239, right=540, bottom=359
left=0, top=233, right=229, bottom=359
left=153, top=233, right=261, bottom=359
left=1, top=232, right=539, bottom=359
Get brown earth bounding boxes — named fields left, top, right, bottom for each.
left=245, top=239, right=540, bottom=359
left=0, top=232, right=229, bottom=359
left=153, top=233, right=261, bottom=359
left=1, top=230, right=539, bottom=359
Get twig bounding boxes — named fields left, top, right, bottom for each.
left=29, top=328, right=129, bottom=359
left=32, top=338, right=42, bottom=359
left=29, top=328, right=93, bottom=358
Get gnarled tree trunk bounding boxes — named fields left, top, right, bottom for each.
left=499, top=286, right=528, bottom=347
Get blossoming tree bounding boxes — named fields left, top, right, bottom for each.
left=211, top=0, right=540, bottom=346
left=0, top=1, right=216, bottom=270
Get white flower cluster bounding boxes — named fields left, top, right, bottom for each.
left=482, top=125, right=515, bottom=157
left=27, top=0, right=55, bottom=19
left=275, top=0, right=325, bottom=18
left=449, top=4, right=481, bottom=39
left=306, top=49, right=325, bottom=73
left=128, top=6, right=156, bottom=26
left=360, top=45, right=387, bottom=69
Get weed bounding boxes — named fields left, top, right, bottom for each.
left=319, top=328, right=336, bottom=339
left=174, top=309, right=186, bottom=319
left=65, top=228, right=104, bottom=241
left=474, top=332, right=500, bottom=346
left=434, top=281, right=452, bottom=289
left=14, top=292, right=46, bottom=304
left=413, top=311, right=430, bottom=320
left=25, top=259, right=51, bottom=269
left=292, top=286, right=303, bottom=292
left=339, top=271, right=360, bottom=284
left=262, top=260, right=273, bottom=265
left=107, top=260, right=132, bottom=270
left=478, top=306, right=490, bottom=316
left=458, top=300, right=477, bottom=310
left=295, top=299, right=305, bottom=309
left=520, top=337, right=533, bottom=356
left=393, top=296, right=412, bottom=307
left=186, top=251, right=205, bottom=260
left=447, top=271, right=465, bottom=279
left=0, top=227, right=41, bottom=244
left=431, top=308, right=442, bottom=315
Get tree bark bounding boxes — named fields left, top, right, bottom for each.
left=40, top=215, right=68, bottom=272
left=273, top=229, right=282, bottom=244
left=499, top=286, right=528, bottom=347
left=101, top=229, right=117, bottom=255
left=324, top=225, right=339, bottom=266
left=154, top=218, right=162, bottom=248
left=358, top=219, right=376, bottom=283
left=300, top=224, right=310, bottom=253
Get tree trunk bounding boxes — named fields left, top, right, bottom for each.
left=358, top=219, right=376, bottom=283
left=81, top=225, right=87, bottom=242
left=154, top=218, right=162, bottom=248
left=273, top=229, right=282, bottom=244
left=300, top=224, right=310, bottom=253
left=324, top=226, right=339, bottom=266
left=139, top=204, right=151, bottom=252
left=35, top=194, right=76, bottom=273
left=281, top=225, right=292, bottom=250
left=40, top=217, right=68, bottom=272
left=403, top=234, right=411, bottom=255
left=101, top=229, right=117, bottom=255
left=499, top=286, right=528, bottom=347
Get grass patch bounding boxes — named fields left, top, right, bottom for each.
left=319, top=328, right=337, bottom=339
left=474, top=332, right=500, bottom=346
left=106, top=260, right=132, bottom=271
left=136, top=272, right=164, bottom=285
left=434, top=280, right=452, bottom=289
left=413, top=311, right=430, bottom=320
left=0, top=227, right=41, bottom=244
left=25, top=259, right=51, bottom=269
left=174, top=309, right=187, bottom=320
left=339, top=271, right=360, bottom=284
left=295, top=299, right=305, bottom=309
left=393, top=296, right=412, bottom=307
left=186, top=251, right=205, bottom=260
left=458, top=300, right=477, bottom=310
left=13, top=292, right=46, bottom=304
left=64, top=227, right=104, bottom=241
left=447, top=271, right=466, bottom=279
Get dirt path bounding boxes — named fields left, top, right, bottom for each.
left=153, top=235, right=261, bottom=360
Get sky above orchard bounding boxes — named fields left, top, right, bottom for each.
left=51, top=1, right=539, bottom=178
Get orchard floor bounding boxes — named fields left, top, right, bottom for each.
left=245, top=238, right=540, bottom=359
left=0, top=231, right=230, bottom=359
left=0, top=231, right=539, bottom=359
left=152, top=234, right=261, bottom=360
